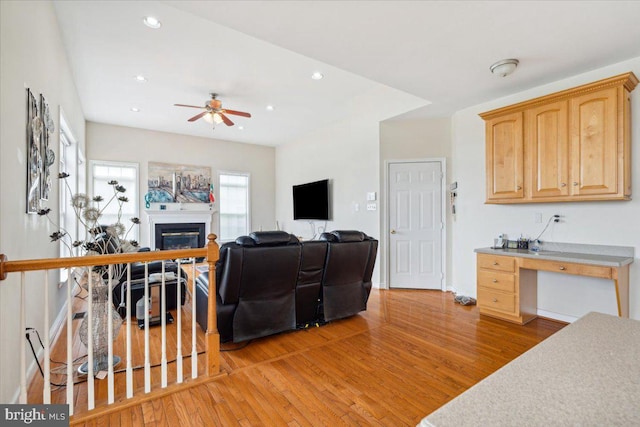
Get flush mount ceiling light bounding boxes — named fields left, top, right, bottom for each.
left=311, top=72, right=324, bottom=80
left=490, top=59, right=519, bottom=77
left=143, top=16, right=162, bottom=29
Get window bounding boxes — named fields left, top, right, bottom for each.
left=59, top=116, right=81, bottom=259
left=89, top=160, right=139, bottom=241
left=219, top=173, right=250, bottom=241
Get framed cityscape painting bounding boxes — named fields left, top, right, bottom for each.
left=147, top=162, right=212, bottom=203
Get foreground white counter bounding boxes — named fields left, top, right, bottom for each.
left=418, top=312, right=640, bottom=426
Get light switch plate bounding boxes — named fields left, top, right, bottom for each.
left=366, top=192, right=377, bottom=201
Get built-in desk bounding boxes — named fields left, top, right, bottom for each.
left=475, top=243, right=634, bottom=324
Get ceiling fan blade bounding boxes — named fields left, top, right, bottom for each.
left=223, top=109, right=251, bottom=118
left=174, top=104, right=204, bottom=109
left=188, top=111, right=208, bottom=122
left=219, top=113, right=234, bottom=126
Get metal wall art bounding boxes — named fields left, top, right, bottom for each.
left=26, top=88, right=42, bottom=213
left=39, top=94, right=55, bottom=201
left=26, top=88, right=56, bottom=213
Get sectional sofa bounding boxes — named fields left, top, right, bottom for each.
left=195, top=230, right=378, bottom=343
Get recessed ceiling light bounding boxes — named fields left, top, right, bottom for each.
left=238, top=126, right=244, bottom=130
left=143, top=16, right=161, bottom=29
left=130, top=107, right=140, bottom=112
left=266, top=105, right=275, bottom=111
left=311, top=72, right=324, bottom=80
left=134, top=75, right=147, bottom=82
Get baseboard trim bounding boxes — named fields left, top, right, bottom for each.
left=536, top=309, right=578, bottom=324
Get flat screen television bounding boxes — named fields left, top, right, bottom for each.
left=293, top=179, right=330, bottom=220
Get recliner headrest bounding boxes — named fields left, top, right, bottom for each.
left=247, top=231, right=298, bottom=246
left=235, top=236, right=255, bottom=246
left=330, top=230, right=366, bottom=242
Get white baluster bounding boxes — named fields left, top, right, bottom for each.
left=66, top=273, right=74, bottom=416
left=176, top=260, right=183, bottom=383
left=87, top=268, right=95, bottom=410
left=191, top=258, right=197, bottom=379
left=43, top=271, right=51, bottom=403
left=20, top=272, right=27, bottom=403
left=144, top=263, right=150, bottom=393
left=126, top=264, right=133, bottom=399
left=161, top=261, right=167, bottom=388
left=107, top=264, right=114, bottom=404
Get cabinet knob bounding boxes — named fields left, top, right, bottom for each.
left=492, top=298, right=498, bottom=303
left=493, top=262, right=498, bottom=266
left=559, top=266, right=566, bottom=271
left=492, top=279, right=498, bottom=283
left=561, top=182, right=567, bottom=187
left=573, top=182, right=579, bottom=186
left=390, top=229, right=396, bottom=234
left=517, top=186, right=522, bottom=190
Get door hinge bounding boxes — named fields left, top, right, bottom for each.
left=440, top=222, right=444, bottom=230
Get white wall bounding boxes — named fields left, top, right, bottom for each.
left=0, top=1, right=86, bottom=402
left=379, top=118, right=452, bottom=288
left=86, top=122, right=276, bottom=244
left=451, top=57, right=640, bottom=321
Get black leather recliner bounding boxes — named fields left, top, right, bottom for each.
left=319, top=230, right=378, bottom=322
left=196, top=231, right=302, bottom=343
left=196, top=230, right=378, bottom=343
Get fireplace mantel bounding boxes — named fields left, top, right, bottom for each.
left=145, top=210, right=215, bottom=249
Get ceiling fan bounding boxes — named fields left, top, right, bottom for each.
left=174, top=93, right=251, bottom=127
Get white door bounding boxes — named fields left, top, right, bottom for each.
left=388, top=161, right=444, bottom=289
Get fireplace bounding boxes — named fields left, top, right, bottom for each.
left=155, top=222, right=206, bottom=251
left=145, top=210, right=214, bottom=254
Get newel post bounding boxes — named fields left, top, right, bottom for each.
left=205, top=234, right=220, bottom=376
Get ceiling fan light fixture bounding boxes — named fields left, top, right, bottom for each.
left=213, top=113, right=224, bottom=124
left=490, top=59, right=519, bottom=77
left=143, top=16, right=162, bottom=29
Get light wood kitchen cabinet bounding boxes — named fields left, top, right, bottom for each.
left=485, top=112, right=524, bottom=200
left=480, top=72, right=637, bottom=204
left=527, top=100, right=570, bottom=198
left=476, top=253, right=536, bottom=324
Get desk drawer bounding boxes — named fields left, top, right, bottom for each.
left=478, top=288, right=516, bottom=315
left=478, top=270, right=515, bottom=292
left=520, top=258, right=611, bottom=279
left=477, top=254, right=515, bottom=273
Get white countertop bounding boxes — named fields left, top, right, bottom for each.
left=475, top=247, right=633, bottom=267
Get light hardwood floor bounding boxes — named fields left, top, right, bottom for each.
left=35, top=288, right=566, bottom=426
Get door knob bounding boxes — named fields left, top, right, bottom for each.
left=390, top=229, right=397, bottom=234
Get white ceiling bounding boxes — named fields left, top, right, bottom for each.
left=54, top=1, right=640, bottom=147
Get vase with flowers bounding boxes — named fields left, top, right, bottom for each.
left=39, top=172, right=141, bottom=374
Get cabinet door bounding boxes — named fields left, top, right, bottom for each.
left=527, top=100, right=569, bottom=198
left=570, top=87, right=619, bottom=196
left=485, top=112, right=524, bottom=200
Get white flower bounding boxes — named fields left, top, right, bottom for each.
left=107, top=223, right=126, bottom=237
left=82, top=207, right=101, bottom=222
left=71, top=193, right=90, bottom=209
